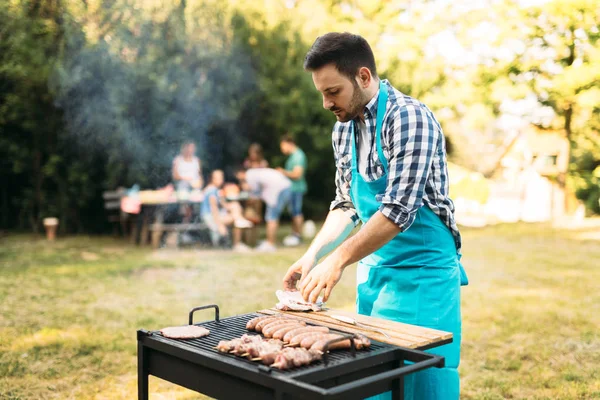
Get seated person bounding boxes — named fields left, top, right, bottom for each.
left=235, top=167, right=292, bottom=252
left=173, top=141, right=203, bottom=191
left=202, top=170, right=252, bottom=251
left=172, top=141, right=203, bottom=233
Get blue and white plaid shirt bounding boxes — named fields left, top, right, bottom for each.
left=330, top=79, right=462, bottom=253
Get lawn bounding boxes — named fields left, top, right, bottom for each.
left=1, top=222, right=599, bottom=399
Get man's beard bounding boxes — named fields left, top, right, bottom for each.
left=331, top=82, right=368, bottom=122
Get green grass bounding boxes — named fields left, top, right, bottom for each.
left=1, top=223, right=599, bottom=399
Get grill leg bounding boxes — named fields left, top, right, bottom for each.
left=138, top=342, right=149, bottom=400
left=392, top=359, right=404, bottom=400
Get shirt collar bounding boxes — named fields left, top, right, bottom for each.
left=359, top=79, right=386, bottom=122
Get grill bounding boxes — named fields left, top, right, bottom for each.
left=137, top=304, right=446, bottom=400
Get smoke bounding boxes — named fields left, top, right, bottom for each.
left=52, top=1, right=256, bottom=189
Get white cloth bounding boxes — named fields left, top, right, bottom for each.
left=174, top=155, right=200, bottom=180
left=246, top=168, right=291, bottom=206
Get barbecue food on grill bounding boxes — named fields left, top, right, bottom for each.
left=160, top=325, right=210, bottom=339
left=263, top=321, right=305, bottom=338
left=254, top=316, right=286, bottom=332
left=246, top=315, right=278, bottom=330
left=287, top=331, right=332, bottom=347
left=272, top=324, right=320, bottom=340
left=216, top=334, right=263, bottom=352
left=282, top=326, right=329, bottom=342
left=271, top=347, right=323, bottom=370
left=311, top=333, right=372, bottom=352
left=246, top=340, right=286, bottom=365
left=275, top=290, right=323, bottom=312
left=300, top=333, right=343, bottom=349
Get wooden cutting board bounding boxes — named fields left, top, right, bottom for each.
left=258, top=308, right=452, bottom=349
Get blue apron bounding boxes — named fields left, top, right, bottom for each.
left=350, top=81, right=468, bottom=400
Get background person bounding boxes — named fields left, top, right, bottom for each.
left=235, top=167, right=292, bottom=252
left=201, top=170, right=252, bottom=251
left=172, top=141, right=203, bottom=191
left=243, top=143, right=269, bottom=169
left=242, top=143, right=268, bottom=245
left=277, top=134, right=307, bottom=246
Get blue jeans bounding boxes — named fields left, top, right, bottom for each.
left=265, top=188, right=292, bottom=222
left=289, top=191, right=304, bottom=217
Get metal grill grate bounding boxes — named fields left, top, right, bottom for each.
left=150, top=312, right=389, bottom=375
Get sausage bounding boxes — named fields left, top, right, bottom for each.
left=255, top=317, right=285, bottom=332
left=246, top=315, right=276, bottom=330
left=261, top=319, right=304, bottom=337
left=300, top=334, right=343, bottom=349
left=287, top=331, right=331, bottom=347
left=354, top=334, right=371, bottom=349
left=311, top=334, right=373, bottom=352
left=272, top=323, right=309, bottom=340
left=311, top=337, right=351, bottom=352
left=264, top=321, right=305, bottom=338
left=282, top=326, right=329, bottom=342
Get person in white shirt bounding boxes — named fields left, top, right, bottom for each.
left=172, top=141, right=203, bottom=191
left=172, top=141, right=203, bottom=237
left=235, top=167, right=292, bottom=252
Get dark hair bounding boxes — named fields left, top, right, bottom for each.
left=248, top=143, right=264, bottom=157
left=280, top=134, right=295, bottom=144
left=304, top=32, right=377, bottom=80
left=234, top=165, right=247, bottom=175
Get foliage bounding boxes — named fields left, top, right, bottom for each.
left=1, top=0, right=600, bottom=233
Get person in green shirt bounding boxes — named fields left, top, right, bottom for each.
left=278, top=135, right=307, bottom=246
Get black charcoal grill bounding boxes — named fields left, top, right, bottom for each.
left=137, top=304, right=448, bottom=400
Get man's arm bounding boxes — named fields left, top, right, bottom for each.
left=280, top=166, right=304, bottom=180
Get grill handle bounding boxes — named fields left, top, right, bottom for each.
left=188, top=304, right=220, bottom=325
left=325, top=348, right=445, bottom=397
left=322, top=334, right=355, bottom=366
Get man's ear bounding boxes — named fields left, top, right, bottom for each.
left=357, top=67, right=372, bottom=88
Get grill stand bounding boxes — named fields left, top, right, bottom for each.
left=138, top=306, right=448, bottom=400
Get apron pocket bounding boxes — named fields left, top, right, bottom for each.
left=369, top=268, right=421, bottom=323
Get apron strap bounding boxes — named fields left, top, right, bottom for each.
left=350, top=80, right=389, bottom=174
left=375, top=80, right=389, bottom=174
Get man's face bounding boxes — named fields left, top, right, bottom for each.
left=312, top=64, right=368, bottom=122
left=280, top=142, right=292, bottom=155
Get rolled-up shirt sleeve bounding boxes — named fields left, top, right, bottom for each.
left=330, top=136, right=360, bottom=227
left=378, top=105, right=438, bottom=231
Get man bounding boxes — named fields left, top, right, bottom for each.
left=277, top=135, right=307, bottom=247
left=282, top=33, right=468, bottom=400
left=201, top=170, right=252, bottom=252
left=235, top=167, right=292, bottom=252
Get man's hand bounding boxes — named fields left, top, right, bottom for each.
left=298, top=254, right=345, bottom=303
left=282, top=253, right=317, bottom=291
left=218, top=224, right=227, bottom=236
left=276, top=167, right=285, bottom=175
